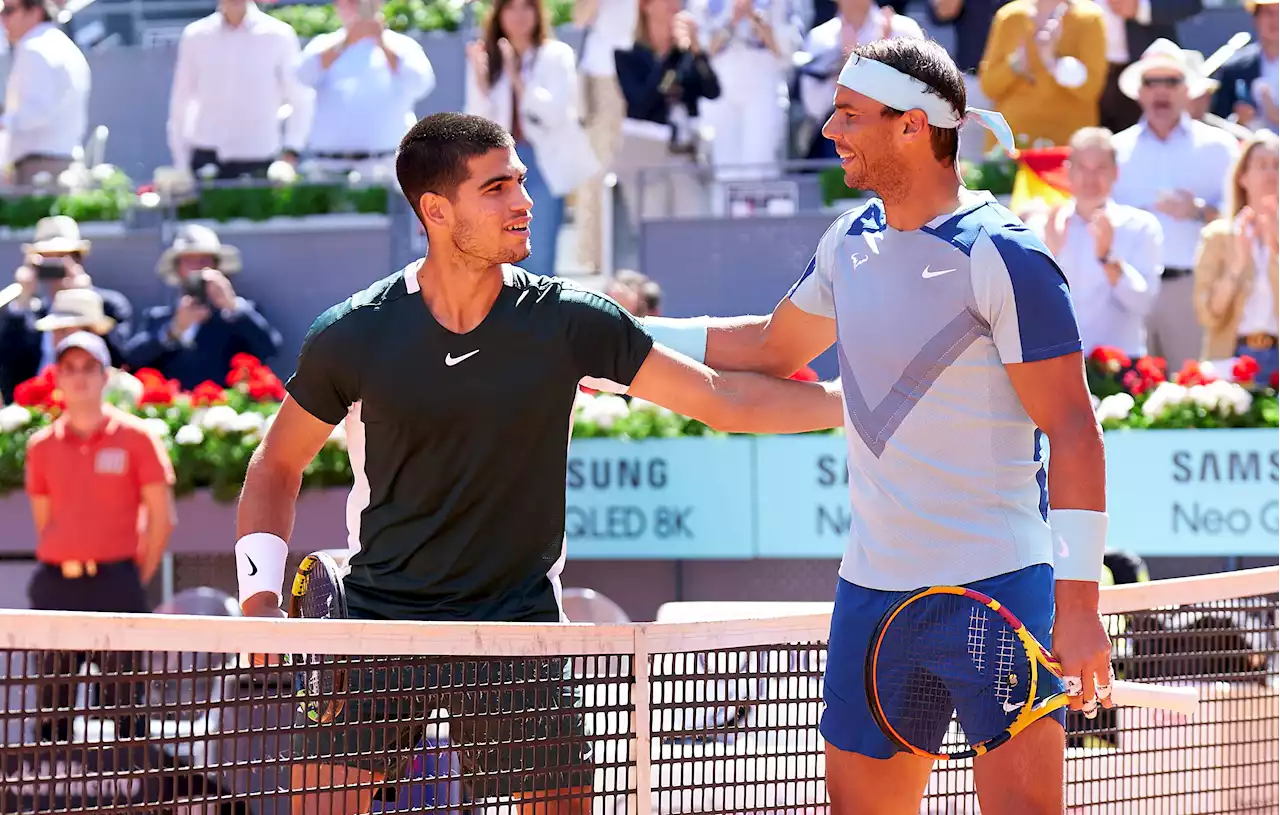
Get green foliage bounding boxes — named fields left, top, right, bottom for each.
left=174, top=183, right=389, bottom=222
left=268, top=0, right=574, bottom=38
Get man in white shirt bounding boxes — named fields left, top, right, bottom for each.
left=167, top=0, right=313, bottom=179
left=1033, top=127, right=1163, bottom=358
left=296, top=0, right=434, bottom=181
left=573, top=0, right=636, bottom=272
left=0, top=0, right=90, bottom=187
left=795, top=0, right=922, bottom=160
left=1111, top=39, right=1240, bottom=368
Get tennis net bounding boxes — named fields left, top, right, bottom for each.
left=0, top=566, right=1273, bottom=815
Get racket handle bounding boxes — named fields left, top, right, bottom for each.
left=1108, top=680, right=1200, bottom=716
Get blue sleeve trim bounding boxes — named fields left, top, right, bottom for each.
left=992, top=230, right=1082, bottom=363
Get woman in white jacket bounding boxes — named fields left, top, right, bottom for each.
left=465, top=0, right=599, bottom=277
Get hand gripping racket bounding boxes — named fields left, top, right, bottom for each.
left=866, top=585, right=1201, bottom=760
left=287, top=551, right=349, bottom=724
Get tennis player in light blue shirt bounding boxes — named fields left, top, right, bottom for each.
left=596, top=35, right=1115, bottom=815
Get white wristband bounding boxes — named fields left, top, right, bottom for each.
left=235, top=532, right=289, bottom=607
left=1050, top=509, right=1108, bottom=583
left=642, top=315, right=709, bottom=364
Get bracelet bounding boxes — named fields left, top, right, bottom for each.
left=1050, top=509, right=1109, bottom=583
left=235, top=532, right=289, bottom=607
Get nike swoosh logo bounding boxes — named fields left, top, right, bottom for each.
left=246, top=555, right=258, bottom=577
left=1003, top=700, right=1024, bottom=713
left=922, top=266, right=957, bottom=279
left=445, top=350, right=480, bottom=367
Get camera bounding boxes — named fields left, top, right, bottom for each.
left=182, top=274, right=211, bottom=305
left=30, top=255, right=67, bottom=281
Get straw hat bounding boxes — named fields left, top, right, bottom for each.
left=155, top=224, right=242, bottom=284
left=34, top=288, right=117, bottom=335
left=1119, top=38, right=1214, bottom=100
left=20, top=216, right=91, bottom=256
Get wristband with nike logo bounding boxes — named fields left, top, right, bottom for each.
left=235, top=532, right=289, bottom=607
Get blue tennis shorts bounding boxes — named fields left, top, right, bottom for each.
left=820, top=564, right=1065, bottom=759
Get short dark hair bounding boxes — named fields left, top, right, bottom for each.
left=395, top=113, right=514, bottom=212
left=850, top=37, right=966, bottom=164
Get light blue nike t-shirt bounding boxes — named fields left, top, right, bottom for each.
left=789, top=190, right=1084, bottom=591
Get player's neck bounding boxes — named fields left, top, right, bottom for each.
left=879, top=164, right=962, bottom=232
left=416, top=254, right=506, bottom=335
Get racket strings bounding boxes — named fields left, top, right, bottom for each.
left=873, top=593, right=1034, bottom=756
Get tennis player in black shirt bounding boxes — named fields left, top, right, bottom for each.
left=234, top=112, right=841, bottom=815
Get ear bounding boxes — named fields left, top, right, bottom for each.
left=418, top=191, right=451, bottom=229
left=900, top=109, right=930, bottom=139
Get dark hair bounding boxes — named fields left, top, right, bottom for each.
left=850, top=37, right=965, bottom=164
left=483, top=0, right=549, bottom=88
left=15, top=0, right=55, bottom=20
left=396, top=113, right=514, bottom=213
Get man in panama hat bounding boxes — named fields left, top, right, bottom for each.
left=124, top=224, right=281, bottom=390
left=0, top=216, right=133, bottom=402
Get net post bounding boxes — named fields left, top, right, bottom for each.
left=631, top=625, right=653, bottom=815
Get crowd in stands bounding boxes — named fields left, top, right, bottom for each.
left=0, top=0, right=1277, bottom=387
left=0, top=216, right=283, bottom=403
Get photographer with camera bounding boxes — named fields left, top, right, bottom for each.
left=0, top=216, right=133, bottom=403
left=124, top=225, right=282, bottom=390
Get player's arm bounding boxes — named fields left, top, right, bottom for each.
left=235, top=307, right=357, bottom=616
left=974, top=231, right=1112, bottom=714
left=596, top=228, right=841, bottom=388
left=564, top=288, right=842, bottom=433
left=628, top=343, right=843, bottom=433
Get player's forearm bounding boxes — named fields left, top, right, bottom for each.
left=703, top=316, right=798, bottom=377
left=706, top=372, right=844, bottom=434
left=1046, top=415, right=1109, bottom=602
left=237, top=451, right=303, bottom=542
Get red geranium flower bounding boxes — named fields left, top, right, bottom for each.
left=1271, top=370, right=1279, bottom=390
left=1231, top=355, right=1260, bottom=384
left=1089, top=346, right=1131, bottom=373
left=191, top=380, right=228, bottom=407
left=1173, top=359, right=1216, bottom=387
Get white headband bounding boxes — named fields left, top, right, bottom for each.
left=837, top=54, right=1016, bottom=153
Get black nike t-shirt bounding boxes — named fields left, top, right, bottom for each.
left=285, top=264, right=654, bottom=622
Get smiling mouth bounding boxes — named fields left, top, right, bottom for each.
left=504, top=220, right=531, bottom=235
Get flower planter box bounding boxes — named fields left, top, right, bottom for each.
left=0, top=429, right=1273, bottom=559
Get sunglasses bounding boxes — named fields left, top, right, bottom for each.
left=1142, top=76, right=1185, bottom=89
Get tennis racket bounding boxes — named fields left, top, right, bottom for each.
left=866, top=585, right=1201, bottom=760
left=287, top=551, right=349, bottom=724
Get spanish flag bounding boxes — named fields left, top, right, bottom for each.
left=1008, top=146, right=1073, bottom=213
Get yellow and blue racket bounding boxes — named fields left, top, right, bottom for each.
left=287, top=551, right=349, bottom=724
left=865, top=585, right=1200, bottom=760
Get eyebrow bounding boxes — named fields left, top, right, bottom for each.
left=479, top=171, right=523, bottom=189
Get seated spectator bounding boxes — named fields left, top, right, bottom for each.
left=690, top=0, right=802, bottom=181
left=613, top=0, right=721, bottom=261
left=125, top=225, right=282, bottom=390
left=465, top=0, right=598, bottom=278
left=978, top=0, right=1108, bottom=149
left=296, top=0, right=436, bottom=182
left=0, top=217, right=132, bottom=403
left=796, top=0, right=921, bottom=161
left=1193, top=131, right=1279, bottom=382
left=1031, top=127, right=1163, bottom=358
